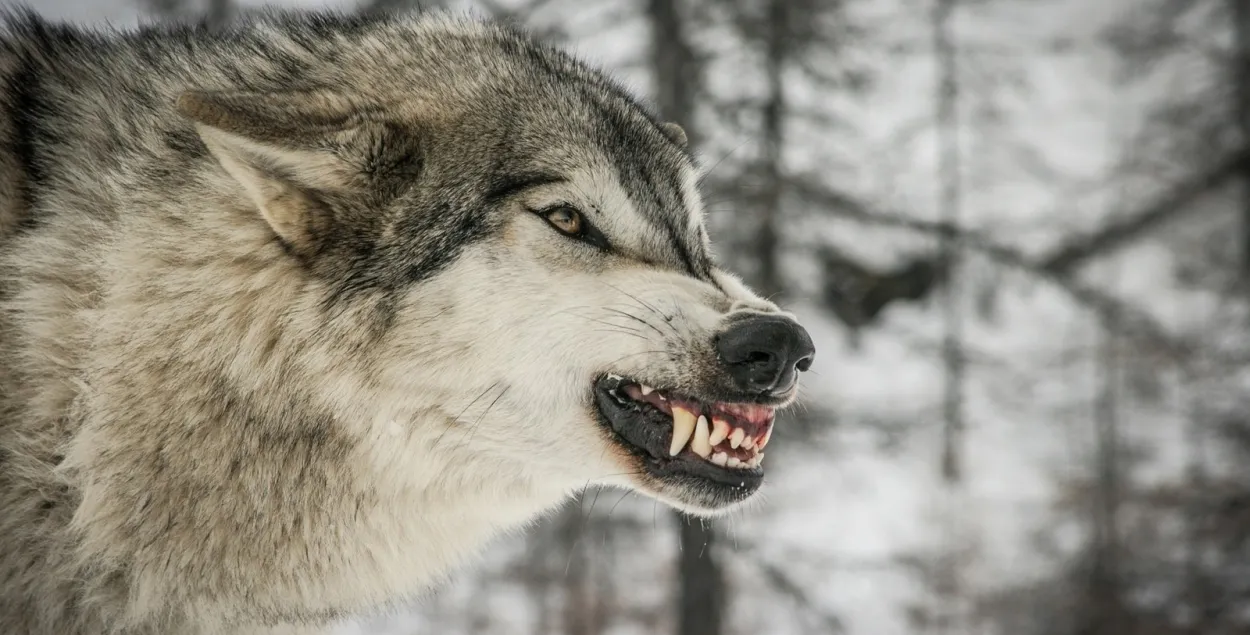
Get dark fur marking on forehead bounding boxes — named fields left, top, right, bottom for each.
left=574, top=88, right=710, bottom=281
left=634, top=159, right=704, bottom=279
left=483, top=172, right=566, bottom=206
left=486, top=21, right=691, bottom=161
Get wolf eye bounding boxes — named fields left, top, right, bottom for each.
left=542, top=205, right=585, bottom=236
left=533, top=204, right=611, bottom=251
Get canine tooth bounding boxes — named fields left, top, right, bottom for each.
left=755, top=452, right=764, bottom=467
left=709, top=418, right=730, bottom=445
left=727, top=456, right=741, bottom=468
left=729, top=427, right=745, bottom=449
left=758, top=425, right=774, bottom=449
left=742, top=435, right=756, bottom=450
left=711, top=452, right=729, bottom=466
left=691, top=415, right=713, bottom=458
left=641, top=385, right=654, bottom=395
left=669, top=407, right=696, bottom=456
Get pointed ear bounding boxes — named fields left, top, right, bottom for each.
left=660, top=122, right=688, bottom=148
left=175, top=90, right=395, bottom=257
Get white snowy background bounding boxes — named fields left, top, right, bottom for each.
left=14, top=0, right=1246, bottom=633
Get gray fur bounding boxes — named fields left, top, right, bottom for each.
left=0, top=7, right=807, bottom=634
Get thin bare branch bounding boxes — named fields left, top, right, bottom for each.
left=781, top=178, right=1228, bottom=365
left=1040, top=150, right=1250, bottom=276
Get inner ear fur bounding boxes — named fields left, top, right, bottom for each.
left=175, top=89, right=407, bottom=257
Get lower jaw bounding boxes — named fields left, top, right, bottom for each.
left=597, top=421, right=764, bottom=511
left=592, top=379, right=770, bottom=511
left=638, top=468, right=762, bottom=515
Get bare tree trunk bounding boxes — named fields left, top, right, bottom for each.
left=137, top=0, right=189, bottom=20
left=204, top=0, right=232, bottom=30
left=933, top=0, right=964, bottom=486
left=646, top=3, right=723, bottom=635
left=1235, top=0, right=1250, bottom=281
left=755, top=0, right=788, bottom=300
left=649, top=0, right=700, bottom=149
left=138, top=0, right=231, bottom=26
left=931, top=2, right=968, bottom=633
left=1082, top=315, right=1124, bottom=635
left=360, top=0, right=443, bottom=16
left=1181, top=364, right=1211, bottom=635
left=558, top=508, right=604, bottom=635
left=677, top=517, right=724, bottom=635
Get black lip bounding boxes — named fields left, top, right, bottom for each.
left=592, top=375, right=763, bottom=505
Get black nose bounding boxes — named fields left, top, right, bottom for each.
left=715, top=315, right=815, bottom=396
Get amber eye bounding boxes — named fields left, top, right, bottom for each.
left=542, top=205, right=584, bottom=236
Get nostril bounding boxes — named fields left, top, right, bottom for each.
left=744, top=351, right=773, bottom=365
left=795, top=356, right=813, bottom=373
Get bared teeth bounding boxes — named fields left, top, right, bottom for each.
left=758, top=424, right=773, bottom=449
left=655, top=398, right=774, bottom=469
left=641, top=385, right=654, bottom=395
left=692, top=415, right=712, bottom=457
left=709, top=417, right=730, bottom=445
left=670, top=406, right=696, bottom=456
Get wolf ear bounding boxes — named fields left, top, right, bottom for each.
left=660, top=122, right=688, bottom=148
left=175, top=90, right=388, bottom=256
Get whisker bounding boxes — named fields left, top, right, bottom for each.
left=601, top=350, right=669, bottom=368
left=606, top=489, right=633, bottom=521
left=581, top=315, right=645, bottom=333
left=592, top=329, right=650, bottom=341
left=698, top=137, right=752, bottom=187
left=601, top=307, right=667, bottom=339
left=603, top=281, right=667, bottom=322
left=431, top=381, right=500, bottom=451
left=450, top=384, right=510, bottom=452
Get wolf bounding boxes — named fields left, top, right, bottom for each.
left=0, top=6, right=815, bottom=634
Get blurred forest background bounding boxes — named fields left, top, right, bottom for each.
left=23, top=0, right=1250, bottom=633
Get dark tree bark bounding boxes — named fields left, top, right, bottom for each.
left=1040, top=151, right=1250, bottom=277
left=204, top=0, right=232, bottom=30
left=360, top=0, right=442, bottom=16
left=676, top=517, right=724, bottom=635
left=933, top=0, right=964, bottom=485
left=137, top=0, right=187, bottom=19
left=1080, top=316, right=1126, bottom=635
left=931, top=2, right=968, bottom=633
left=138, top=0, right=231, bottom=27
left=1235, top=0, right=1250, bottom=281
left=649, top=0, right=700, bottom=150
left=755, top=0, right=788, bottom=301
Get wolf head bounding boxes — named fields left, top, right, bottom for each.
left=173, top=15, right=815, bottom=517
